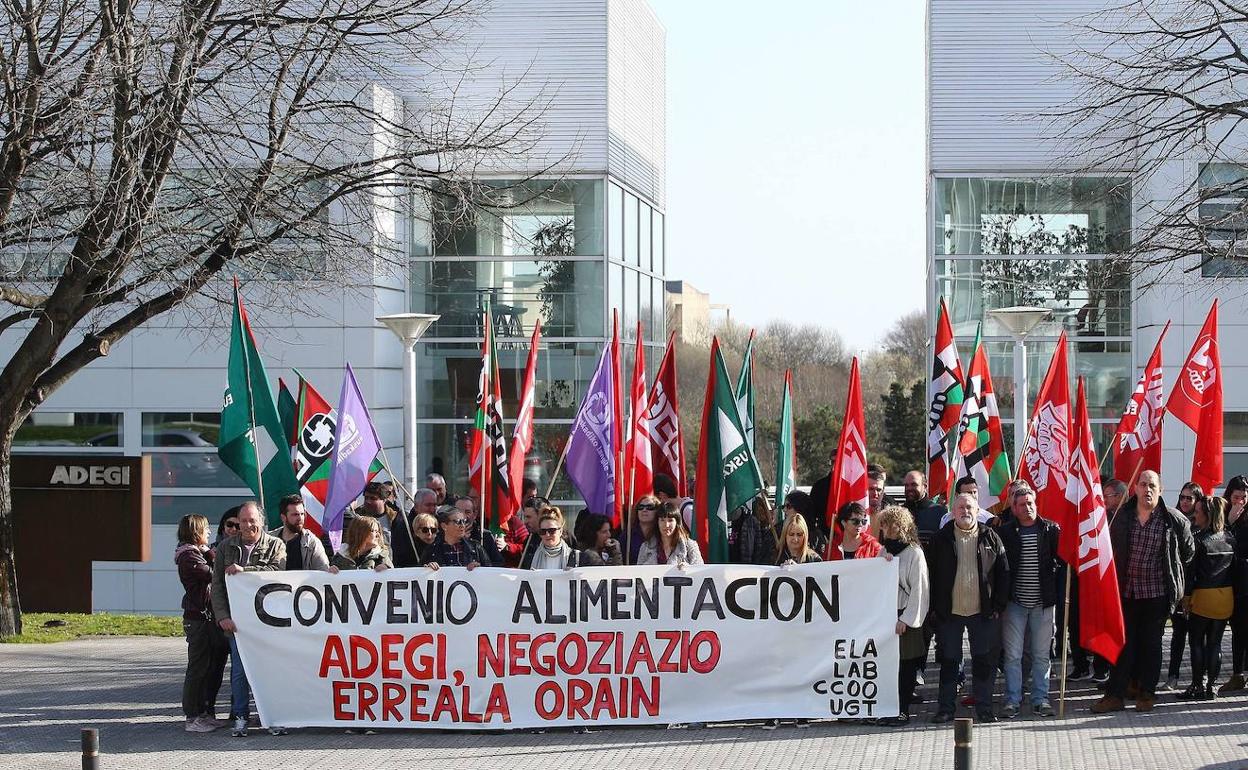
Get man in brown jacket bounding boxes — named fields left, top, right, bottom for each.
left=211, top=501, right=285, bottom=737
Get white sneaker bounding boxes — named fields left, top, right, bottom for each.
left=185, top=717, right=216, bottom=733
left=231, top=717, right=248, bottom=738
left=1163, top=676, right=1179, bottom=691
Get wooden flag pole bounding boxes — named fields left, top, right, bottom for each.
left=1058, top=563, right=1073, bottom=717
left=543, top=437, right=572, bottom=500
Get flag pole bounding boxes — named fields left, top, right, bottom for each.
left=543, top=436, right=573, bottom=500
left=1058, top=563, right=1072, bottom=717
left=1109, top=457, right=1146, bottom=524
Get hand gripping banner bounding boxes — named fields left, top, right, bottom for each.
left=227, top=560, right=900, bottom=729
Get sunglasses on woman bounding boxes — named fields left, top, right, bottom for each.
left=847, top=517, right=868, bottom=526
left=225, top=521, right=240, bottom=530
left=416, top=526, right=437, bottom=534
left=636, top=503, right=658, bottom=511
left=540, top=527, right=561, bottom=535
left=448, top=518, right=470, bottom=527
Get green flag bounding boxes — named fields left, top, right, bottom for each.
left=774, top=370, right=796, bottom=526
left=694, top=338, right=766, bottom=563
left=218, top=281, right=301, bottom=527
left=735, top=330, right=756, bottom=452
left=277, top=378, right=297, bottom=450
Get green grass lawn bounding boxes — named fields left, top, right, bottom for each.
left=1, top=613, right=183, bottom=644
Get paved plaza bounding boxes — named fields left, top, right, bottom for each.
left=1, top=636, right=1246, bottom=770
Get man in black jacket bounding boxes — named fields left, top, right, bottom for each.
left=1092, top=470, right=1194, bottom=714
left=928, top=492, right=1010, bottom=724
left=997, top=486, right=1062, bottom=718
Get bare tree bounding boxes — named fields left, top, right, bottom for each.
left=0, top=0, right=551, bottom=637
left=1052, top=0, right=1248, bottom=278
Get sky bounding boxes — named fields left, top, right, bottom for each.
left=647, top=0, right=927, bottom=353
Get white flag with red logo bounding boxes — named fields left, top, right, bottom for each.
left=645, top=333, right=686, bottom=497
left=1018, top=332, right=1074, bottom=522
left=1166, top=302, right=1222, bottom=493
left=1064, top=377, right=1126, bottom=664
left=824, top=357, right=869, bottom=557
left=506, top=322, right=542, bottom=512
left=1113, top=325, right=1167, bottom=482
left=624, top=321, right=654, bottom=508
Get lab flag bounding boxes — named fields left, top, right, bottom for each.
left=322, top=364, right=383, bottom=553
left=694, top=338, right=766, bottom=563
left=953, top=325, right=1012, bottom=509
left=565, top=345, right=618, bottom=517
left=1112, top=326, right=1167, bottom=481
left=1017, top=332, right=1073, bottom=524
left=1064, top=377, right=1126, bottom=664
left=926, top=297, right=965, bottom=500
left=217, top=280, right=300, bottom=527
left=1166, top=303, right=1223, bottom=493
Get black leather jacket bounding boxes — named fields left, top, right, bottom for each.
left=1186, top=528, right=1235, bottom=594
left=1109, top=497, right=1195, bottom=614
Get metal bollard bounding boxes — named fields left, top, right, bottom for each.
left=953, top=717, right=972, bottom=770
left=81, top=728, right=99, bottom=770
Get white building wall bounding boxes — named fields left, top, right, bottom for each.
left=929, top=0, right=1248, bottom=494
left=608, top=0, right=666, bottom=207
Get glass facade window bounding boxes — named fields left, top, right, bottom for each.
left=639, top=274, right=653, bottom=340
left=153, top=494, right=251, bottom=527
left=608, top=182, right=623, bottom=262
left=146, top=453, right=243, bottom=489
left=1199, top=164, right=1248, bottom=276
left=434, top=180, right=604, bottom=257
left=416, top=342, right=608, bottom=420
left=653, top=212, right=665, bottom=276
left=652, top=278, right=666, bottom=342
left=418, top=422, right=579, bottom=503
left=412, top=259, right=604, bottom=339
left=937, top=258, right=1131, bottom=338
left=142, top=413, right=220, bottom=447
left=639, top=206, right=652, bottom=272
left=1226, top=412, right=1248, bottom=446
left=966, top=339, right=1130, bottom=421
left=624, top=192, right=639, bottom=265
left=14, top=412, right=122, bottom=447
left=935, top=177, right=1131, bottom=255
left=623, top=268, right=638, bottom=339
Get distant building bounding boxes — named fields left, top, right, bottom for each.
left=666, top=280, right=730, bottom=346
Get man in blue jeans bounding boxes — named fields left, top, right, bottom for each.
left=211, top=501, right=286, bottom=737
left=998, top=486, right=1062, bottom=718
left=928, top=493, right=1010, bottom=723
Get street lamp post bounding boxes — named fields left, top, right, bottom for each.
left=987, top=306, right=1052, bottom=466
left=377, top=312, right=440, bottom=500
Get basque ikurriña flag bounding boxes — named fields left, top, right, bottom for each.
left=953, top=324, right=1012, bottom=509
left=507, top=322, right=542, bottom=512
left=694, top=338, right=766, bottom=563
left=565, top=345, right=617, bottom=518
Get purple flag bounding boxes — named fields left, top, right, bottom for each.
left=565, top=345, right=616, bottom=515
left=322, top=364, right=382, bottom=552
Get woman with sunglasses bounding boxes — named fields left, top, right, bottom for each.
left=828, top=502, right=882, bottom=560
left=410, top=512, right=439, bottom=564
left=1165, top=482, right=1205, bottom=690
left=627, top=495, right=662, bottom=565
left=213, top=507, right=242, bottom=553
left=421, top=506, right=486, bottom=570
left=775, top=513, right=821, bottom=565
left=636, top=502, right=703, bottom=566
left=527, top=507, right=584, bottom=570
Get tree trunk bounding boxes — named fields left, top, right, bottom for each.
left=0, top=427, right=21, bottom=638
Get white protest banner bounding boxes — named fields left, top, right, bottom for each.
left=228, top=559, right=899, bottom=729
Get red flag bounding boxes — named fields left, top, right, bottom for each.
left=824, top=357, right=869, bottom=558
left=624, top=321, right=653, bottom=511
left=610, top=313, right=624, bottom=527
left=1017, top=332, right=1074, bottom=523
left=1166, top=302, right=1223, bottom=492
left=645, top=332, right=687, bottom=497
left=1065, top=377, right=1126, bottom=664
left=1113, top=324, right=1167, bottom=481
left=507, top=322, right=542, bottom=512
left=927, top=297, right=965, bottom=501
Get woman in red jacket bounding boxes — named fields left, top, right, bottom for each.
left=828, top=502, right=882, bottom=560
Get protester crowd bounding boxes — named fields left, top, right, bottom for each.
left=174, top=466, right=1248, bottom=735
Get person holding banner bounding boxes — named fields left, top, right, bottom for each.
left=422, top=507, right=487, bottom=570
left=776, top=513, right=822, bottom=565
left=626, top=495, right=661, bottom=565
left=210, top=501, right=286, bottom=738
left=527, top=507, right=585, bottom=570
left=575, top=512, right=623, bottom=566
left=410, top=512, right=439, bottom=564
left=876, top=505, right=930, bottom=726
left=637, top=502, right=703, bottom=566
left=783, top=490, right=827, bottom=556
left=330, top=517, right=393, bottom=572
left=732, top=496, right=779, bottom=566
left=929, top=493, right=1009, bottom=724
